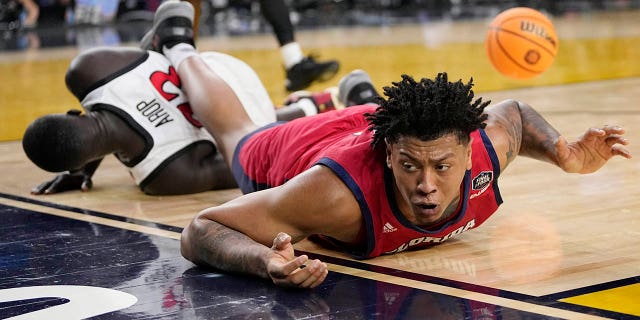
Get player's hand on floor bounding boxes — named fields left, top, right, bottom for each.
left=31, top=172, right=93, bottom=195
left=555, top=125, right=631, bottom=174
left=266, top=232, right=328, bottom=288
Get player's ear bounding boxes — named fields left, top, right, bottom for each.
left=385, top=138, right=392, bottom=169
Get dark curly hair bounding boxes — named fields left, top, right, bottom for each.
left=365, top=72, right=489, bottom=148
left=22, top=114, right=89, bottom=172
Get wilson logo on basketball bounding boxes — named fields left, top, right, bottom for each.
left=520, top=21, right=557, bottom=47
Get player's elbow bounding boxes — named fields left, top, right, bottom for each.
left=180, top=221, right=196, bottom=262
left=180, top=213, right=216, bottom=265
left=180, top=215, right=208, bottom=263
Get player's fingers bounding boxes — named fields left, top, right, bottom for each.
left=44, top=176, right=67, bottom=194
left=611, top=144, right=632, bottom=159
left=273, top=255, right=308, bottom=280
left=44, top=186, right=58, bottom=194
left=81, top=178, right=93, bottom=192
left=308, top=263, right=329, bottom=288
left=31, top=181, right=51, bottom=194
left=271, top=232, right=292, bottom=250
left=605, top=135, right=629, bottom=147
left=44, top=180, right=62, bottom=194
left=585, top=127, right=606, bottom=139
left=294, top=259, right=326, bottom=288
left=601, top=125, right=625, bottom=135
left=293, top=261, right=318, bottom=288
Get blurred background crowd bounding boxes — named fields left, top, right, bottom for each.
left=1, top=0, right=639, bottom=51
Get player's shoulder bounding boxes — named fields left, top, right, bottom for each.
left=483, top=99, right=522, bottom=129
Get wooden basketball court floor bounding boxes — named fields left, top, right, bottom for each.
left=0, top=4, right=639, bottom=319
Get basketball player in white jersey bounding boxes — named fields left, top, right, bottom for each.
left=22, top=46, right=378, bottom=195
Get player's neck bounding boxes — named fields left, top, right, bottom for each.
left=95, top=111, right=146, bottom=158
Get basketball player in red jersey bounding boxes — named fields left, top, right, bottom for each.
left=145, top=2, right=631, bottom=288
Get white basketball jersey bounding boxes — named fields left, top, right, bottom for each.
left=80, top=50, right=276, bottom=186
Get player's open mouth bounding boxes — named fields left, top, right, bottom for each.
left=417, top=204, right=437, bottom=210
left=414, top=203, right=439, bottom=217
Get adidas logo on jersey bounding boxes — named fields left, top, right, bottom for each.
left=383, top=222, right=397, bottom=233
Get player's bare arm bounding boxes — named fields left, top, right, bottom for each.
left=181, top=165, right=362, bottom=287
left=484, top=99, right=631, bottom=173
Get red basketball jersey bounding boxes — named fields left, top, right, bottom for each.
left=236, top=105, right=503, bottom=258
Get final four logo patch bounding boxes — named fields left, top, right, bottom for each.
left=472, top=171, right=493, bottom=190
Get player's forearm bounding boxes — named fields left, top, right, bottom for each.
left=516, top=101, right=562, bottom=166
left=180, top=217, right=270, bottom=279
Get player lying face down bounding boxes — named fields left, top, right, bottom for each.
left=179, top=71, right=631, bottom=289
left=69, top=0, right=628, bottom=289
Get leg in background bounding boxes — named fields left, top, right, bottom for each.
left=257, top=0, right=340, bottom=92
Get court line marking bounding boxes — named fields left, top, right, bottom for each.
left=329, top=264, right=609, bottom=320
left=0, top=192, right=181, bottom=234
left=0, top=196, right=180, bottom=240
left=301, top=250, right=637, bottom=320
left=1, top=193, right=634, bottom=319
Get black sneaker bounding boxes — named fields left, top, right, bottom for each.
left=337, top=69, right=379, bottom=107
left=140, top=0, right=195, bottom=51
left=285, top=55, right=340, bottom=92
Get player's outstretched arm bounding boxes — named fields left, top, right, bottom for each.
left=180, top=166, right=359, bottom=288
left=181, top=216, right=326, bottom=288
left=484, top=99, right=631, bottom=173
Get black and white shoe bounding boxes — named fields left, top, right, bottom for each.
left=140, top=0, right=195, bottom=51
left=283, top=87, right=340, bottom=113
left=285, top=55, right=339, bottom=92
left=338, top=69, right=379, bottom=107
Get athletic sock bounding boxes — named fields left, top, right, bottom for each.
left=162, top=43, right=198, bottom=71
left=281, top=42, right=304, bottom=69
left=289, top=98, right=318, bottom=116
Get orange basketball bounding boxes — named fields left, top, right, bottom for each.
left=485, top=7, right=559, bottom=79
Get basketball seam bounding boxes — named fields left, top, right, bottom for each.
left=488, top=26, right=537, bottom=76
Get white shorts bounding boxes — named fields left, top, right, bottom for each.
left=199, top=52, right=277, bottom=126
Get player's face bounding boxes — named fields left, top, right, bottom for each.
left=386, top=134, right=472, bottom=227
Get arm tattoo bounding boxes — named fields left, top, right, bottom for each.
left=499, top=101, right=523, bottom=165
left=506, top=111, right=521, bottom=164
left=192, top=220, right=270, bottom=279
left=516, top=102, right=561, bottom=165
